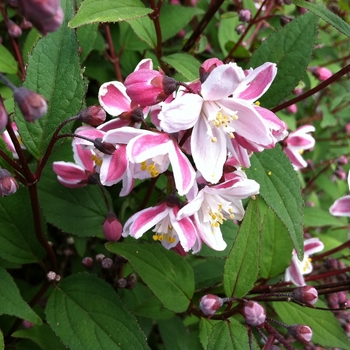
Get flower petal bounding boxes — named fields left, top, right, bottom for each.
left=285, top=255, right=306, bottom=287
left=304, top=238, right=324, bottom=255
left=330, top=195, right=350, bottom=217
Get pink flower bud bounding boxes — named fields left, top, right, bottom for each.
left=95, top=253, right=105, bottom=263
left=286, top=104, right=298, bottom=114
left=22, top=320, right=34, bottom=329
left=125, top=69, right=177, bottom=106
left=292, top=286, right=318, bottom=306
left=126, top=273, right=137, bottom=290
left=288, top=324, right=313, bottom=344
left=21, top=18, right=33, bottom=30
left=101, top=257, right=113, bottom=269
left=293, top=88, right=303, bottom=95
left=8, top=19, right=22, bottom=38
left=310, top=66, right=332, bottom=81
left=345, top=123, right=350, bottom=134
left=0, top=104, right=8, bottom=133
left=13, top=87, right=47, bottom=122
left=200, top=58, right=223, bottom=83
left=82, top=257, right=94, bottom=269
left=199, top=294, right=224, bottom=316
left=103, top=212, right=122, bottom=241
left=0, top=168, right=19, bottom=197
left=335, top=168, right=347, bottom=181
left=336, top=155, right=348, bottom=165
left=238, top=9, right=252, bottom=22
left=242, top=301, right=266, bottom=326
left=47, top=271, right=57, bottom=281
left=235, top=23, right=246, bottom=35
left=78, top=105, right=106, bottom=126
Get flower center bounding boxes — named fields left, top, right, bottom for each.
left=212, top=111, right=237, bottom=140
left=91, top=154, right=102, bottom=166
left=302, top=257, right=312, bottom=273
left=141, top=161, right=159, bottom=177
left=208, top=204, right=235, bottom=232
left=153, top=225, right=176, bottom=243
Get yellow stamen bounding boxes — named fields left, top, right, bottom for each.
left=255, top=101, right=260, bottom=106
left=211, top=137, right=217, bottom=143
left=91, top=154, right=102, bottom=166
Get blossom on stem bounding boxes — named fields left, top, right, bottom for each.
left=122, top=201, right=198, bottom=252
left=329, top=171, right=350, bottom=217
left=284, top=238, right=324, bottom=286
left=0, top=168, right=19, bottom=196
left=103, top=212, right=122, bottom=241
left=283, top=125, right=315, bottom=170
left=242, top=301, right=266, bottom=327
left=177, top=169, right=259, bottom=251
left=199, top=294, right=224, bottom=316
left=159, top=61, right=287, bottom=183
left=2, top=122, right=26, bottom=159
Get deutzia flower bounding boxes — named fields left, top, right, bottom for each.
left=329, top=171, right=350, bottom=217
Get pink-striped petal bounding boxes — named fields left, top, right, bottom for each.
left=285, top=255, right=305, bottom=287
left=73, top=143, right=95, bottom=172
left=304, top=238, right=324, bottom=255
left=329, top=195, right=350, bottom=217
left=53, top=161, right=88, bottom=187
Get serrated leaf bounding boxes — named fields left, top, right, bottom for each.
left=0, top=44, right=17, bottom=74
left=248, top=12, right=318, bottom=108
left=0, top=329, right=3, bottom=350
left=292, top=0, right=350, bottom=38
left=161, top=53, right=201, bottom=81
left=46, top=273, right=150, bottom=350
left=106, top=243, right=194, bottom=312
left=260, top=202, right=293, bottom=279
left=0, top=267, right=42, bottom=325
left=273, top=301, right=349, bottom=349
left=0, top=187, right=45, bottom=264
left=12, top=324, right=65, bottom=350
left=160, top=4, right=204, bottom=43
left=223, top=200, right=260, bottom=298
left=245, top=145, right=304, bottom=259
left=16, top=0, right=86, bottom=159
left=38, top=162, right=108, bottom=237
left=158, top=317, right=188, bottom=350
left=127, top=16, right=156, bottom=48
left=207, top=319, right=257, bottom=350
left=77, top=23, right=99, bottom=62
left=69, top=0, right=153, bottom=28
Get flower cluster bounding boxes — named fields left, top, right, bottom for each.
left=53, top=58, right=288, bottom=253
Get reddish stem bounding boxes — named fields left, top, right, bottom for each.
left=104, top=24, right=123, bottom=82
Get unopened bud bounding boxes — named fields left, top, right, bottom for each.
left=101, top=257, right=113, bottom=269
left=78, top=105, right=106, bottom=126
left=199, top=58, right=223, bottom=83
left=8, top=19, right=22, bottom=38
left=336, top=155, right=348, bottom=165
left=116, top=278, right=127, bottom=288
left=292, top=286, right=318, bottom=306
left=82, top=257, right=94, bottom=269
left=94, top=138, right=115, bottom=155
left=310, top=66, right=332, bottom=81
left=288, top=324, right=312, bottom=344
left=199, top=294, right=224, bottom=316
left=55, top=274, right=61, bottom=282
left=22, top=320, right=34, bottom=329
left=286, top=104, right=298, bottom=114
left=238, top=9, right=251, bottom=22
left=14, top=87, right=47, bottom=122
left=0, top=104, right=8, bottom=133
left=335, top=168, right=347, bottom=181
left=235, top=23, right=246, bottom=35
left=172, top=242, right=188, bottom=257
left=21, top=18, right=33, bottom=30
left=47, top=271, right=57, bottom=281
left=95, top=254, right=105, bottom=263
left=0, top=168, right=19, bottom=197
left=103, top=212, right=122, bottom=241
left=126, top=273, right=137, bottom=289
left=7, top=0, right=19, bottom=7
left=242, top=301, right=266, bottom=326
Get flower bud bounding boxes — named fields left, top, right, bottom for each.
left=8, top=19, right=22, bottom=38
left=0, top=168, right=19, bottom=197
left=280, top=16, right=292, bottom=27
left=238, top=9, right=251, bottom=22
left=116, top=278, right=127, bottom=288
left=13, top=87, right=47, bottom=122
left=199, top=58, right=223, bottom=83
left=0, top=104, right=8, bottom=133
left=78, top=105, right=106, bottom=126
left=336, top=155, right=348, bottom=165
left=288, top=324, right=312, bottom=344
left=95, top=253, right=105, bottom=263
left=125, top=69, right=178, bottom=106
left=103, top=212, right=122, bottom=241
left=47, top=271, right=57, bottom=281
left=82, top=257, right=94, bottom=270
left=310, top=66, right=332, bottom=81
left=286, top=104, right=298, bottom=114
left=21, top=18, right=33, bottom=30
left=199, top=294, right=224, bottom=316
left=335, top=168, right=347, bottom=181
left=235, top=23, right=246, bottom=35
left=126, top=273, right=137, bottom=290
left=242, top=301, right=266, bottom=326
left=22, top=320, right=34, bottom=329
left=101, top=257, right=113, bottom=269
left=292, top=286, right=318, bottom=306
left=93, top=138, right=115, bottom=155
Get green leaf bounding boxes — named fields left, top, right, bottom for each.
left=161, top=53, right=201, bottom=81
left=46, top=273, right=150, bottom=350
left=160, top=4, right=204, bottom=43
left=0, top=267, right=42, bottom=325
left=106, top=243, right=194, bottom=312
left=77, top=24, right=99, bottom=62
left=38, top=160, right=108, bottom=237
left=248, top=12, right=318, bottom=108
left=273, top=301, right=349, bottom=349
left=292, top=0, right=350, bottom=38
left=0, top=44, right=17, bottom=74
left=127, top=16, right=156, bottom=48
left=69, top=0, right=153, bottom=28
left=304, top=206, right=347, bottom=227
left=207, top=318, right=256, bottom=350
left=245, top=145, right=304, bottom=259
left=223, top=200, right=260, bottom=298
left=260, top=203, right=293, bottom=279
left=12, top=324, right=65, bottom=350
left=158, top=317, right=188, bottom=350
left=193, top=258, right=224, bottom=290
left=16, top=0, right=86, bottom=159
left=0, top=187, right=45, bottom=264
left=0, top=329, right=3, bottom=350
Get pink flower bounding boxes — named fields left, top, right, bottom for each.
left=283, top=125, right=315, bottom=170
left=159, top=61, right=286, bottom=183
left=122, top=201, right=198, bottom=252
left=310, top=66, right=332, bottom=81
left=103, top=212, right=122, bottom=241
left=0, top=168, right=19, bottom=197
left=2, top=122, right=26, bottom=159
left=177, top=169, right=259, bottom=251
left=284, top=238, right=324, bottom=286
left=329, top=171, right=350, bottom=216
left=199, top=294, right=224, bottom=316
left=242, top=301, right=266, bottom=326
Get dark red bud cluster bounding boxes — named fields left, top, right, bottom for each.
left=18, top=0, right=64, bottom=35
